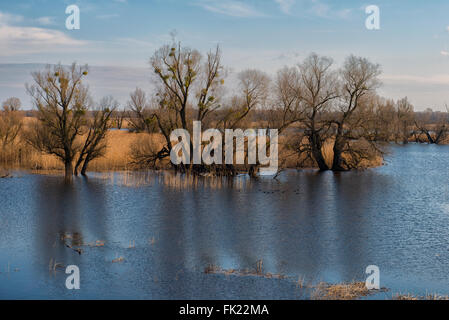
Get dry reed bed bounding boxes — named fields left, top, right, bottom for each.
left=204, top=260, right=288, bottom=280
left=1, top=117, right=383, bottom=173
left=1, top=130, right=139, bottom=171
left=311, top=281, right=387, bottom=300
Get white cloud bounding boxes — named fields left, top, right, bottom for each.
left=382, top=73, right=449, bottom=85
left=0, top=12, right=24, bottom=25
left=336, top=8, right=352, bottom=19
left=115, top=37, right=155, bottom=49
left=300, top=0, right=352, bottom=19
left=309, top=0, right=330, bottom=17
left=222, top=47, right=305, bottom=73
left=96, top=14, right=120, bottom=19
left=36, top=16, right=56, bottom=26
left=0, top=11, right=87, bottom=56
left=275, top=0, right=295, bottom=14
left=194, top=0, right=265, bottom=17
left=441, top=51, right=449, bottom=56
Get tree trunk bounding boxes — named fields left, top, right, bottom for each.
left=64, top=160, right=73, bottom=182
left=248, top=164, right=258, bottom=178
left=309, top=133, right=329, bottom=171
left=313, top=149, right=329, bottom=171
left=402, top=123, right=409, bottom=144
left=424, top=131, right=435, bottom=144
left=80, top=156, right=90, bottom=176
left=74, top=156, right=84, bottom=176
left=332, top=140, right=346, bottom=171
left=332, top=125, right=346, bottom=171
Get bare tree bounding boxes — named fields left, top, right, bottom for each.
left=112, top=107, right=126, bottom=130
left=0, top=97, right=22, bottom=150
left=25, top=63, right=90, bottom=182
left=396, top=97, right=414, bottom=144
left=2, top=97, right=21, bottom=112
left=219, top=69, right=270, bottom=131
left=269, top=67, right=304, bottom=133
left=127, top=88, right=156, bottom=133
left=414, top=108, right=449, bottom=144
left=74, top=96, right=116, bottom=176
left=260, top=67, right=305, bottom=175
left=196, top=46, right=225, bottom=123
left=151, top=43, right=202, bottom=131
left=298, top=53, right=339, bottom=171
left=220, top=69, right=271, bottom=176
left=367, top=97, right=396, bottom=142
left=331, top=55, right=381, bottom=171
left=132, top=43, right=226, bottom=171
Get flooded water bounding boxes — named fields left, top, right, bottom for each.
left=1, top=144, right=449, bottom=299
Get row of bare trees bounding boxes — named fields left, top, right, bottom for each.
left=128, top=43, right=384, bottom=173
left=2, top=42, right=449, bottom=180
left=128, top=42, right=449, bottom=174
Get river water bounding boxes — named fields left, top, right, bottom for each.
left=1, top=144, right=449, bottom=299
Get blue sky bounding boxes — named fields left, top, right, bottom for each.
left=1, top=0, right=449, bottom=110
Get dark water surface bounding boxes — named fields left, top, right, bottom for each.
left=1, top=144, right=449, bottom=299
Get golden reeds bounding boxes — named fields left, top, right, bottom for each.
left=0, top=117, right=383, bottom=173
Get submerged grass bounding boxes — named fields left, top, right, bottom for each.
left=393, top=293, right=449, bottom=300
left=204, top=262, right=390, bottom=300
left=204, top=260, right=288, bottom=280
left=204, top=264, right=449, bottom=300
left=311, top=281, right=386, bottom=300
left=112, top=256, right=125, bottom=263
left=48, top=258, right=64, bottom=272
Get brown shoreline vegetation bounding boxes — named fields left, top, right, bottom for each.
left=1, top=42, right=449, bottom=180
left=311, top=282, right=386, bottom=300
left=203, top=262, right=385, bottom=300
left=1, top=109, right=447, bottom=177
left=204, top=262, right=449, bottom=300
left=0, top=117, right=384, bottom=173
left=393, top=293, right=449, bottom=300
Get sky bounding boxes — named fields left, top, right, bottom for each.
left=1, top=0, right=449, bottom=110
